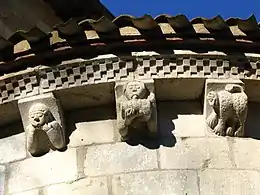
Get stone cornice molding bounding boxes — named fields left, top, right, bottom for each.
left=1, top=53, right=260, bottom=105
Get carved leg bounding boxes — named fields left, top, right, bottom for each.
left=119, top=127, right=129, bottom=141
left=117, top=118, right=129, bottom=141
left=147, top=119, right=157, bottom=133
left=234, top=123, right=245, bottom=137
left=213, top=118, right=226, bottom=136
left=206, top=111, right=218, bottom=129
left=226, top=119, right=236, bottom=136
left=46, top=122, right=65, bottom=149
left=27, top=126, right=39, bottom=156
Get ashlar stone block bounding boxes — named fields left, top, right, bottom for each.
left=8, top=148, right=77, bottom=194
left=18, top=93, right=66, bottom=156
left=45, top=177, right=108, bottom=195
left=199, top=170, right=260, bottom=195
left=112, top=170, right=199, bottom=195
left=115, top=79, right=157, bottom=141
left=12, top=189, right=40, bottom=195
left=233, top=138, right=260, bottom=169
left=159, top=138, right=210, bottom=169
left=204, top=79, right=248, bottom=137
left=0, top=133, right=26, bottom=164
left=84, top=143, right=158, bottom=176
left=0, top=166, right=5, bottom=195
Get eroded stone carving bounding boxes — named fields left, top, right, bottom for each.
left=27, top=103, right=65, bottom=156
left=206, top=84, right=248, bottom=137
left=18, top=93, right=66, bottom=156
left=115, top=80, right=157, bottom=141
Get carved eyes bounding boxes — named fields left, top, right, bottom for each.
left=128, top=85, right=141, bottom=90
left=30, top=113, right=44, bottom=119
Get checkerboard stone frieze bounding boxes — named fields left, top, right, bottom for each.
left=0, top=54, right=260, bottom=104
left=0, top=72, right=39, bottom=103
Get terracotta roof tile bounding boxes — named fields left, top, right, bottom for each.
left=0, top=14, right=260, bottom=72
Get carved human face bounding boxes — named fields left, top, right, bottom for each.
left=125, top=81, right=146, bottom=100
left=29, top=104, right=49, bottom=128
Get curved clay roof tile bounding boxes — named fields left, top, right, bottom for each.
left=131, top=15, right=158, bottom=30
left=55, top=19, right=82, bottom=36
left=165, top=14, right=191, bottom=29
left=85, top=16, right=118, bottom=33
left=237, top=15, right=259, bottom=32
left=201, top=16, right=228, bottom=30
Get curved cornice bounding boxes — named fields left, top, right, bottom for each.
left=0, top=53, right=259, bottom=105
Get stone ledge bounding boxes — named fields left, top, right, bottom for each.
left=0, top=54, right=260, bottom=126
left=68, top=120, right=115, bottom=148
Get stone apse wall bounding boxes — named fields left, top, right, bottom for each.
left=1, top=53, right=260, bottom=195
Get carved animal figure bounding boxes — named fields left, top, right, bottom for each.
left=117, top=81, right=156, bottom=141
left=206, top=84, right=248, bottom=137
left=27, top=103, right=65, bottom=156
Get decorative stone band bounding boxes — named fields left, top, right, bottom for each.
left=0, top=54, right=259, bottom=104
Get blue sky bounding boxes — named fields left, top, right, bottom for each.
left=101, top=0, right=260, bottom=21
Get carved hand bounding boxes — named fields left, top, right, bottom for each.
left=41, top=123, right=52, bottom=132
left=125, top=108, right=135, bottom=117
left=148, top=93, right=155, bottom=104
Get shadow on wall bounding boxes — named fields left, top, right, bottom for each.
left=65, top=104, right=116, bottom=144
left=0, top=122, right=24, bottom=139
left=127, top=101, right=203, bottom=150
left=245, top=103, right=260, bottom=139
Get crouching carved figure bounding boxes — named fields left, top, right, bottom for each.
left=116, top=80, right=157, bottom=141
left=27, top=103, right=65, bottom=156
left=206, top=84, right=248, bottom=137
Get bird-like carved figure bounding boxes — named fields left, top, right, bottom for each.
left=206, top=84, right=248, bottom=137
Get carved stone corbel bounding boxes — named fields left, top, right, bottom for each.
left=18, top=93, right=66, bottom=156
left=204, top=79, right=248, bottom=137
left=115, top=79, right=157, bottom=141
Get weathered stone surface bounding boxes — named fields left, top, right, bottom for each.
left=45, top=177, right=108, bottom=195
left=158, top=101, right=205, bottom=137
left=69, top=120, right=115, bottom=147
left=159, top=138, right=210, bottom=169
left=0, top=133, right=26, bottom=164
left=204, top=79, right=248, bottom=137
left=233, top=138, right=260, bottom=169
left=0, top=166, right=5, bottom=195
left=112, top=170, right=199, bottom=195
left=84, top=143, right=158, bottom=176
left=199, top=170, right=260, bottom=195
left=115, top=79, right=157, bottom=141
left=18, top=93, right=66, bottom=156
left=8, top=149, right=77, bottom=194
left=207, top=138, right=233, bottom=169
left=12, top=189, right=40, bottom=195
left=54, top=83, right=115, bottom=110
